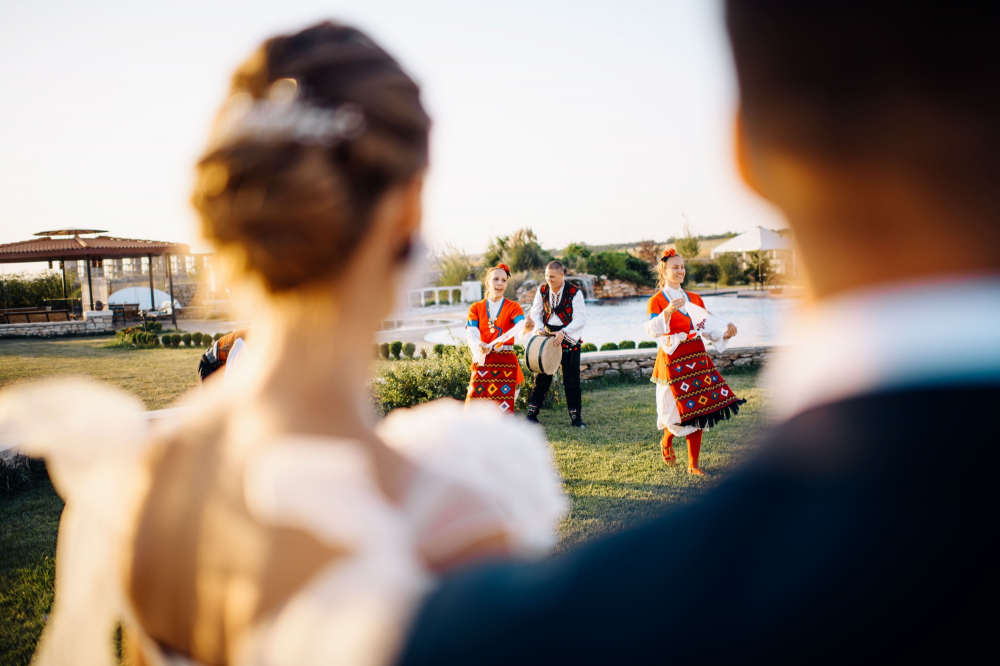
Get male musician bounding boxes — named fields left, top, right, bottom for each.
left=196, top=329, right=248, bottom=382
left=526, top=261, right=587, bottom=427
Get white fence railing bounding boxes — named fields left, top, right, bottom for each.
left=407, top=281, right=482, bottom=307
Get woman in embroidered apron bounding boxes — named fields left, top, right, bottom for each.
left=466, top=263, right=527, bottom=412
left=644, top=249, right=744, bottom=474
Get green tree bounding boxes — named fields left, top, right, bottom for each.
left=560, top=242, right=592, bottom=272
left=483, top=228, right=552, bottom=274
left=435, top=244, right=477, bottom=286
left=715, top=254, right=742, bottom=286
left=744, top=250, right=774, bottom=288
left=587, top=251, right=654, bottom=286
left=675, top=222, right=700, bottom=258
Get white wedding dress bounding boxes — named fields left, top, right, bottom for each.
left=0, top=379, right=567, bottom=666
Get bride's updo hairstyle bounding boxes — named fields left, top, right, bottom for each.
left=193, top=22, right=431, bottom=293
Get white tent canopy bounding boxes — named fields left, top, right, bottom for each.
left=711, top=226, right=792, bottom=256
left=107, top=287, right=181, bottom=311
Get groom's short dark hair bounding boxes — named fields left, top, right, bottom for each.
left=726, top=1, right=999, bottom=200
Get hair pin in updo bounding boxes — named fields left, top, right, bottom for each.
left=208, top=77, right=366, bottom=149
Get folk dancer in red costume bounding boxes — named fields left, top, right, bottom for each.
left=645, top=249, right=743, bottom=474
left=466, top=263, right=528, bottom=413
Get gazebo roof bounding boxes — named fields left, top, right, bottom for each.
left=0, top=235, right=190, bottom=264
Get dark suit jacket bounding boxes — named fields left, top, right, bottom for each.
left=398, top=387, right=1000, bottom=664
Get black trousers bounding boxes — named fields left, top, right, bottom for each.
left=529, top=346, right=582, bottom=412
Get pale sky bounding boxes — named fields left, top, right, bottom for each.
left=0, top=0, right=784, bottom=268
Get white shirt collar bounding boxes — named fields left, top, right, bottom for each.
left=765, top=275, right=1000, bottom=422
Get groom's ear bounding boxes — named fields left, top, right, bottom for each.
left=734, top=110, right=769, bottom=201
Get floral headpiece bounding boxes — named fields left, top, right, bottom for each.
left=660, top=248, right=677, bottom=261
left=489, top=263, right=512, bottom=277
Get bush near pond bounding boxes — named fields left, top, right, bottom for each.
left=371, top=344, right=561, bottom=414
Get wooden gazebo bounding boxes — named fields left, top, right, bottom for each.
left=0, top=229, right=190, bottom=327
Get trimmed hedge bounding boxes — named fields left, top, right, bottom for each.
left=618, top=340, right=636, bottom=349
left=580, top=342, right=598, bottom=353
left=599, top=342, right=619, bottom=351
left=402, top=342, right=416, bottom=359
left=379, top=343, right=391, bottom=359
left=638, top=340, right=658, bottom=349
left=389, top=341, right=403, bottom=360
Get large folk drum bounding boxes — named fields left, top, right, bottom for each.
left=524, top=333, right=563, bottom=375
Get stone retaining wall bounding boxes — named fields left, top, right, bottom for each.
left=0, top=318, right=114, bottom=338
left=579, top=345, right=773, bottom=381
left=592, top=278, right=655, bottom=299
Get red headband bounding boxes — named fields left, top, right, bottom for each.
left=490, top=263, right=511, bottom=277
left=660, top=248, right=677, bottom=260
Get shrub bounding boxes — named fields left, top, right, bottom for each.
left=213, top=332, right=224, bottom=341
left=420, top=348, right=428, bottom=359
left=203, top=335, right=213, bottom=347
left=618, top=340, right=636, bottom=349
left=389, top=341, right=403, bottom=360
left=402, top=342, right=416, bottom=359
left=371, top=344, right=561, bottom=415
left=162, top=334, right=172, bottom=346
left=585, top=251, right=654, bottom=286
left=638, top=340, right=657, bottom=349
left=379, top=342, right=390, bottom=359
left=435, top=243, right=478, bottom=290
left=716, top=253, right=742, bottom=286
left=581, top=342, right=598, bottom=352
left=192, top=332, right=204, bottom=347
left=152, top=334, right=160, bottom=346
left=599, top=342, right=619, bottom=351
left=0, top=270, right=80, bottom=309
left=372, top=345, right=474, bottom=413
left=432, top=343, right=445, bottom=356
left=170, top=333, right=181, bottom=348
left=1, top=452, right=48, bottom=497
left=181, top=332, right=192, bottom=347
left=114, top=326, right=161, bottom=348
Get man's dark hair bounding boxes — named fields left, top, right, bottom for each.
left=726, top=2, right=999, bottom=197
left=546, top=261, right=565, bottom=273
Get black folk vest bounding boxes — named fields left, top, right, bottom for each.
left=539, top=283, right=581, bottom=350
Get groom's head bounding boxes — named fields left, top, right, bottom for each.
left=726, top=2, right=1000, bottom=298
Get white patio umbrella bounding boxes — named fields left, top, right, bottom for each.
left=711, top=226, right=792, bottom=256
left=107, top=286, right=180, bottom=311
left=711, top=226, right=793, bottom=287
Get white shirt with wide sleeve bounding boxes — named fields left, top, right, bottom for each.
left=528, top=284, right=586, bottom=342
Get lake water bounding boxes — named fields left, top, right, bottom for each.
left=582, top=295, right=798, bottom=347
left=421, top=295, right=798, bottom=348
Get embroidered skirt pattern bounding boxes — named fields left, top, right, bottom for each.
left=468, top=350, right=523, bottom=413
left=651, top=336, right=745, bottom=429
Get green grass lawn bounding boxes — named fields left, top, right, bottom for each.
left=542, top=372, right=769, bottom=550
left=0, top=337, right=770, bottom=663
left=0, top=336, right=203, bottom=410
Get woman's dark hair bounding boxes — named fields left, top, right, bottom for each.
left=192, top=22, right=431, bottom=292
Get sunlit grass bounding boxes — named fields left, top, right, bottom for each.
left=0, top=337, right=769, bottom=662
